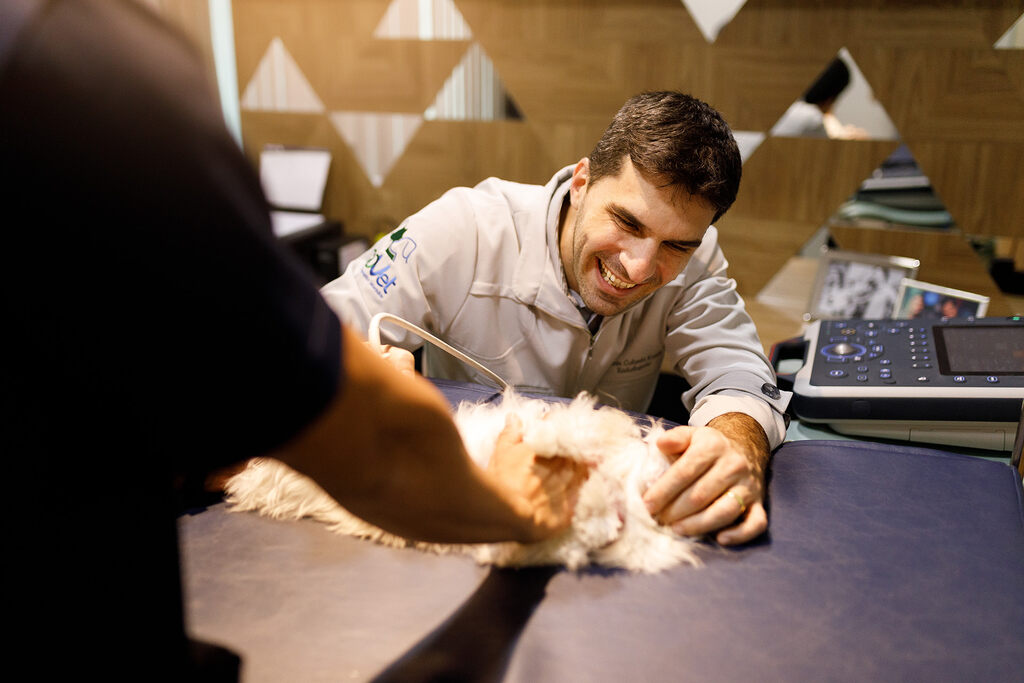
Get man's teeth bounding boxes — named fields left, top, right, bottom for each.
left=600, top=262, right=637, bottom=289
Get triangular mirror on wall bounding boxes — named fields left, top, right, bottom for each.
left=732, top=131, right=765, bottom=164
left=770, top=48, right=897, bottom=141
left=424, top=43, right=523, bottom=121
left=241, top=37, right=325, bottom=113
left=329, top=112, right=424, bottom=187
left=373, top=0, right=473, bottom=40
left=680, top=0, right=748, bottom=43
left=994, top=12, right=1022, bottom=49
left=829, top=144, right=953, bottom=232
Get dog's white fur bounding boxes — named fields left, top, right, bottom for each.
left=225, top=392, right=701, bottom=573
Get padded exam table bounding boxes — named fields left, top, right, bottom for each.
left=180, top=380, right=1024, bottom=682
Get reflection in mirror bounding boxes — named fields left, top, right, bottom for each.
left=240, top=37, right=325, bottom=114
left=732, top=130, right=766, bottom=163
left=680, top=0, right=748, bottom=43
left=834, top=144, right=953, bottom=230
left=329, top=112, right=423, bottom=188
left=374, top=0, right=473, bottom=40
left=771, top=48, right=897, bottom=141
left=994, top=12, right=1023, bottom=49
left=425, top=43, right=522, bottom=121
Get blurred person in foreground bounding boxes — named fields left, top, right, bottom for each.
left=0, top=1, right=584, bottom=679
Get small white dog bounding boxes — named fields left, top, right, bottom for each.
left=226, top=391, right=702, bottom=573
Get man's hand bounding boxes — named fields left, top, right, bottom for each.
left=486, top=414, right=589, bottom=541
left=642, top=412, right=770, bottom=546
left=364, top=341, right=416, bottom=377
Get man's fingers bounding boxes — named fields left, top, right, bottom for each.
left=669, top=489, right=763, bottom=541
left=642, top=419, right=770, bottom=544
left=646, top=425, right=757, bottom=517
left=644, top=429, right=718, bottom=515
left=655, top=426, right=695, bottom=461
left=715, top=502, right=768, bottom=546
left=655, top=453, right=755, bottom=523
left=496, top=413, right=524, bottom=446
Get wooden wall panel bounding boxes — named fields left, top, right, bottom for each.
left=714, top=216, right=823, bottom=297
left=908, top=140, right=1024, bottom=237
left=855, top=47, right=1023, bottom=143
left=235, top=0, right=467, bottom=112
left=727, top=137, right=900, bottom=227
left=381, top=121, right=553, bottom=231
left=706, top=47, right=837, bottom=131
left=719, top=2, right=1015, bottom=50
left=231, top=0, right=1024, bottom=307
left=455, top=1, right=711, bottom=121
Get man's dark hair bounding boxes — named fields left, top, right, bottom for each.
left=802, top=57, right=850, bottom=106
left=587, top=91, right=742, bottom=222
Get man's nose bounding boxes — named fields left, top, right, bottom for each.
left=619, top=236, right=659, bottom=283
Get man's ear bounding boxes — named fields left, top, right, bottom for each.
left=568, top=158, right=590, bottom=208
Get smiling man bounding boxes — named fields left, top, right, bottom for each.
left=559, top=156, right=712, bottom=317
left=322, top=91, right=792, bottom=545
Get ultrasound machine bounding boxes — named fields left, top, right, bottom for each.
left=775, top=316, right=1024, bottom=452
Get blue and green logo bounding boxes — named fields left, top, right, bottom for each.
left=362, top=225, right=417, bottom=298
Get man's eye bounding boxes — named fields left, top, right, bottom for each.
left=614, top=217, right=639, bottom=234
left=664, top=243, right=691, bottom=255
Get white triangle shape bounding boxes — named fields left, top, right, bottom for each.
left=995, top=13, right=1023, bottom=49
left=329, top=112, right=424, bottom=187
left=374, top=0, right=473, bottom=40
left=732, top=131, right=765, bottom=164
left=241, top=38, right=324, bottom=113
left=770, top=48, right=899, bottom=141
left=680, top=0, right=747, bottom=43
left=424, top=43, right=518, bottom=120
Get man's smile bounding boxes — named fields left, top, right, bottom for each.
left=599, top=260, right=638, bottom=290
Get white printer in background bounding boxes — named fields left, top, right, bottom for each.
left=259, top=145, right=332, bottom=239
left=258, top=145, right=367, bottom=281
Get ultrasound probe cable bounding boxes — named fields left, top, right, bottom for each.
left=367, top=312, right=511, bottom=391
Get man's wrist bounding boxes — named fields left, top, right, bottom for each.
left=706, top=412, right=771, bottom=471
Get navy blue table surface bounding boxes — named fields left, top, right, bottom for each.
left=180, top=382, right=1024, bottom=682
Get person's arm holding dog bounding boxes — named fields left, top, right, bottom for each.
left=275, top=324, right=587, bottom=545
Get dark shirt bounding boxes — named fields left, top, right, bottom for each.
left=1, top=1, right=340, bottom=678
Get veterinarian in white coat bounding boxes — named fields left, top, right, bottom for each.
left=322, top=92, right=792, bottom=546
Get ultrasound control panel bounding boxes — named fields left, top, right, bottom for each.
left=789, top=317, right=1024, bottom=450
left=807, top=318, right=1024, bottom=389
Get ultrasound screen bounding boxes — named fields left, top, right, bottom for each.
left=935, top=326, right=1024, bottom=375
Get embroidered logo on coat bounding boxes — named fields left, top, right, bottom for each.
left=360, top=225, right=418, bottom=298
left=384, top=227, right=417, bottom=262
left=612, top=352, right=661, bottom=374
